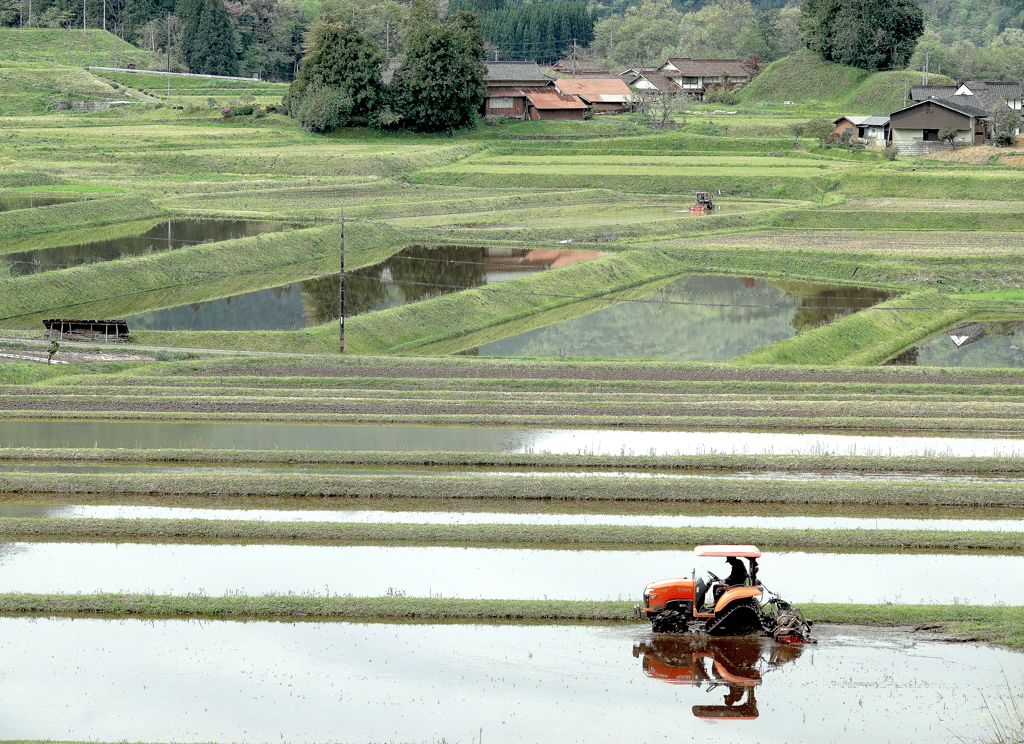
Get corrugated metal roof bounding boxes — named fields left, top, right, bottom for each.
left=554, top=78, right=634, bottom=102
left=662, top=58, right=748, bottom=78
left=861, top=115, right=889, bottom=126
left=485, top=61, right=552, bottom=83
left=526, top=91, right=589, bottom=109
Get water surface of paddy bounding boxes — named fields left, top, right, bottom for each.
left=890, top=319, right=1024, bottom=368
left=0, top=619, right=1016, bottom=744
left=125, top=245, right=600, bottom=331
left=2, top=219, right=301, bottom=277
left=3, top=503, right=1022, bottom=532
left=469, top=274, right=893, bottom=360
left=5, top=421, right=1024, bottom=456
left=0, top=543, right=1015, bottom=604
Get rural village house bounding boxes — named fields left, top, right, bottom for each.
left=888, top=98, right=989, bottom=154
left=833, top=115, right=890, bottom=148
left=482, top=61, right=589, bottom=120
left=657, top=58, right=750, bottom=100
left=553, top=78, right=636, bottom=113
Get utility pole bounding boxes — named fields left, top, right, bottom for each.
left=67, top=19, right=72, bottom=65
left=338, top=207, right=345, bottom=353
left=923, top=48, right=929, bottom=85
left=102, top=0, right=105, bottom=31
left=82, top=0, right=86, bottom=32
left=167, top=14, right=171, bottom=100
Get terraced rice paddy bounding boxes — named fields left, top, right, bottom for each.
left=5, top=77, right=1024, bottom=742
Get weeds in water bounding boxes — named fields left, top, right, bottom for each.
left=944, top=674, right=1024, bottom=744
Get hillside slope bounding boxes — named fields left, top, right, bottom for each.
left=740, top=50, right=955, bottom=113
left=0, top=28, right=163, bottom=69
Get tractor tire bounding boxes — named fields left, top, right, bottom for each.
left=651, top=610, right=687, bottom=634
left=705, top=599, right=766, bottom=637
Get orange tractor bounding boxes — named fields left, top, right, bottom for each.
left=689, top=191, right=715, bottom=214
left=635, top=545, right=813, bottom=643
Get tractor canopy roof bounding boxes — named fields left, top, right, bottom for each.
left=694, top=544, right=761, bottom=558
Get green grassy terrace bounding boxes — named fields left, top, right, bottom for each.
left=0, top=594, right=1020, bottom=648
left=0, top=517, right=1022, bottom=552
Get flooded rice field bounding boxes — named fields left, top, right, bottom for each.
left=5, top=420, right=1024, bottom=456
left=889, top=319, right=1024, bottom=368
left=3, top=502, right=1024, bottom=532
left=6, top=460, right=1024, bottom=483
left=0, top=543, right=1018, bottom=604
left=0, top=618, right=1019, bottom=743
left=1, top=219, right=302, bottom=277
left=468, top=275, right=893, bottom=360
left=125, top=245, right=600, bottom=331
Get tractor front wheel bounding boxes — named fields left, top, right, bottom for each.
left=651, top=610, right=687, bottom=634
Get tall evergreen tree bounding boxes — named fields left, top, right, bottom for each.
left=190, top=0, right=240, bottom=74
left=799, top=0, right=923, bottom=70
left=288, top=21, right=384, bottom=120
left=383, top=8, right=485, bottom=132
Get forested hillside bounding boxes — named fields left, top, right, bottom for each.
left=2, top=0, right=1023, bottom=81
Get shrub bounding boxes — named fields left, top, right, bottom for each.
left=294, top=86, right=354, bottom=132
left=703, top=86, right=739, bottom=105
left=686, top=120, right=726, bottom=136
left=881, top=145, right=898, bottom=160
left=939, top=127, right=959, bottom=147
left=805, top=118, right=835, bottom=146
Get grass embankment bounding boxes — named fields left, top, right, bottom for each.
left=8, top=447, right=1024, bottom=475
left=92, top=69, right=289, bottom=107
left=0, top=593, right=1020, bottom=647
left=0, top=196, right=165, bottom=249
left=0, top=517, right=1022, bottom=552
left=344, top=250, right=697, bottom=354
left=735, top=290, right=978, bottom=366
left=737, top=50, right=955, bottom=113
left=415, top=152, right=846, bottom=199
left=5, top=473, right=1024, bottom=508
left=0, top=66, right=123, bottom=116
left=0, top=29, right=162, bottom=70
left=0, top=221, right=406, bottom=325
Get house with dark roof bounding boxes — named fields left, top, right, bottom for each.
left=657, top=58, right=750, bottom=100
left=481, top=61, right=561, bottom=119
left=889, top=98, right=989, bottom=154
left=911, top=81, right=1023, bottom=112
left=620, top=69, right=679, bottom=94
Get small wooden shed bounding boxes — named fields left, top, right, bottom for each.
left=43, top=319, right=130, bottom=342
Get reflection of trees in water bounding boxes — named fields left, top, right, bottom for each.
left=300, top=245, right=488, bottom=323
left=387, top=245, right=487, bottom=303
left=768, top=280, right=894, bottom=333
left=479, top=275, right=893, bottom=361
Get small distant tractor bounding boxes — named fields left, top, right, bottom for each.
left=635, top=545, right=814, bottom=643
left=689, top=191, right=715, bottom=214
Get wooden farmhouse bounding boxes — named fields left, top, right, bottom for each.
left=553, top=78, right=635, bottom=113
left=657, top=58, right=750, bottom=100
left=620, top=69, right=679, bottom=94
left=481, top=61, right=588, bottom=120
left=888, top=98, right=988, bottom=154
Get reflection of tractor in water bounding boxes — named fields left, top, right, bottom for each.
left=689, top=191, right=715, bottom=215
left=632, top=633, right=805, bottom=720
left=635, top=545, right=814, bottom=643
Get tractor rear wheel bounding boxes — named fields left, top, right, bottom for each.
left=705, top=599, right=765, bottom=636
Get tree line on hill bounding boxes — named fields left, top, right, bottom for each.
left=284, top=0, right=485, bottom=132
